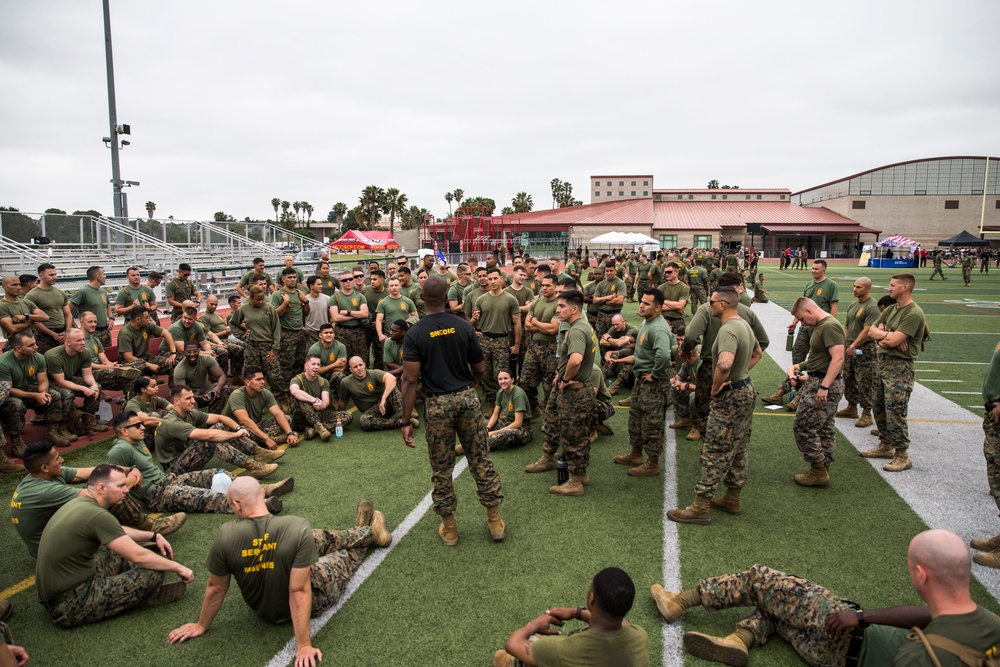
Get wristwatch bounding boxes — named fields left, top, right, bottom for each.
left=399, top=419, right=409, bottom=428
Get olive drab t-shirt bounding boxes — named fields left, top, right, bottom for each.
left=270, top=288, right=306, bottom=330
left=43, top=346, right=91, bottom=380
left=495, top=385, right=530, bottom=423
left=712, top=317, right=758, bottom=383
left=802, top=315, right=846, bottom=374
left=25, top=286, right=70, bottom=328
left=69, top=285, right=110, bottom=327
left=115, top=285, right=156, bottom=314
left=125, top=395, right=170, bottom=416
left=658, top=281, right=690, bottom=321
left=528, top=296, right=559, bottom=342
left=803, top=278, right=839, bottom=315
left=983, top=340, right=1000, bottom=405
left=223, top=387, right=278, bottom=422
left=557, top=318, right=596, bottom=384
left=846, top=297, right=879, bottom=342
left=167, top=321, right=208, bottom=348
left=173, top=354, right=221, bottom=392
left=0, top=351, right=46, bottom=391
left=338, top=370, right=389, bottom=413
left=308, top=340, right=347, bottom=368
left=875, top=301, right=926, bottom=361
left=106, top=437, right=168, bottom=501
left=117, top=322, right=164, bottom=360
left=376, top=296, right=417, bottom=335
left=382, top=337, right=403, bottom=366
left=531, top=623, right=650, bottom=667
left=633, top=316, right=674, bottom=379
left=474, top=291, right=520, bottom=335
left=155, top=408, right=211, bottom=466
left=207, top=514, right=316, bottom=624
left=290, top=373, right=330, bottom=401
left=330, top=291, right=367, bottom=328
left=11, top=466, right=79, bottom=557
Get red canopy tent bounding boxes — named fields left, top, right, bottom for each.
left=328, top=230, right=399, bottom=251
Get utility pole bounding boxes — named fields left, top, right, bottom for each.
left=103, top=0, right=126, bottom=243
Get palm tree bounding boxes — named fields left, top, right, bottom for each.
left=271, top=197, right=281, bottom=223
left=293, top=201, right=302, bottom=223
left=445, top=192, right=454, bottom=215
left=512, top=192, right=533, bottom=213
left=304, top=203, right=314, bottom=223
left=281, top=200, right=291, bottom=218
left=144, top=201, right=156, bottom=219
left=550, top=178, right=563, bottom=208
left=331, top=202, right=348, bottom=225
left=359, top=186, right=385, bottom=230
left=501, top=206, right=514, bottom=215
left=707, top=179, right=720, bottom=189
left=382, top=188, right=408, bottom=236
left=453, top=189, right=464, bottom=208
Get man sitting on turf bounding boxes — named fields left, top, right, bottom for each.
left=307, top=323, right=347, bottom=391
left=289, top=354, right=354, bottom=441
left=337, top=356, right=415, bottom=432
left=11, top=441, right=186, bottom=558
left=173, top=341, right=229, bottom=414
left=222, top=367, right=300, bottom=449
left=35, top=464, right=194, bottom=628
left=167, top=477, right=393, bottom=667
left=108, top=411, right=291, bottom=515
left=493, top=567, right=649, bottom=667
left=649, top=528, right=1000, bottom=666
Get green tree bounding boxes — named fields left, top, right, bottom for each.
left=707, top=179, right=720, bottom=189
left=358, top=186, right=386, bottom=230
left=445, top=192, right=454, bottom=215
left=456, top=196, right=495, bottom=216
left=145, top=201, right=156, bottom=219
left=271, top=197, right=281, bottom=223
left=453, top=189, right=464, bottom=207
left=0, top=206, right=40, bottom=242
left=511, top=192, right=533, bottom=213
left=555, top=181, right=580, bottom=208
left=550, top=178, right=563, bottom=208
left=281, top=200, right=291, bottom=220
left=382, top=188, right=408, bottom=236
left=327, top=202, right=348, bottom=225
left=401, top=205, right=431, bottom=231
left=213, top=211, right=235, bottom=222
left=500, top=206, right=514, bottom=215
left=303, top=202, right=313, bottom=223
left=293, top=201, right=302, bottom=223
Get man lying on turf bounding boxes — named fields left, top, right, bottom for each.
left=649, top=528, right=1000, bottom=666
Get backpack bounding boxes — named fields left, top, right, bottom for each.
left=910, top=627, right=1000, bottom=667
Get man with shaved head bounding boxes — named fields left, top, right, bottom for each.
left=168, top=477, right=392, bottom=665
left=835, top=276, right=880, bottom=428
left=649, top=529, right=1000, bottom=666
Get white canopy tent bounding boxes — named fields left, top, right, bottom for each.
left=588, top=231, right=660, bottom=252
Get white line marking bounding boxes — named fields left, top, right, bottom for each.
left=925, top=332, right=999, bottom=335
left=920, top=379, right=962, bottom=383
left=914, top=361, right=988, bottom=366
left=915, top=369, right=940, bottom=373
left=662, top=420, right=683, bottom=667
left=942, top=391, right=984, bottom=395
left=265, top=459, right=469, bottom=667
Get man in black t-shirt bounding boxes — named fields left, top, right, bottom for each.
left=400, top=276, right=504, bottom=547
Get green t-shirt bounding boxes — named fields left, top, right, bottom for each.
left=804, top=277, right=840, bottom=314
left=125, top=394, right=170, bottom=416
left=240, top=270, right=275, bottom=291
left=634, top=316, right=674, bottom=378
left=876, top=301, right=926, bottom=360
left=154, top=409, right=211, bottom=466
left=274, top=267, right=305, bottom=285
left=376, top=295, right=417, bottom=334
left=474, top=291, right=520, bottom=335
left=69, top=285, right=110, bottom=327
left=0, top=351, right=46, bottom=390
left=223, top=387, right=278, bottom=422
left=308, top=340, right=347, bottom=368
left=117, top=321, right=164, bottom=360
left=83, top=334, right=104, bottom=364
left=115, top=285, right=156, bottom=313
left=658, top=281, right=690, bottom=321
left=199, top=312, right=228, bottom=335
left=230, top=303, right=281, bottom=349
left=0, top=298, right=34, bottom=331
left=532, top=624, right=649, bottom=667
left=803, top=314, right=846, bottom=374
left=495, top=384, right=530, bottom=423
left=43, top=346, right=91, bottom=379
left=35, top=496, right=126, bottom=602
left=447, top=281, right=468, bottom=307
left=11, top=466, right=80, bottom=557
left=528, top=295, right=559, bottom=342
left=173, top=354, right=221, bottom=392
left=167, top=321, right=208, bottom=349
left=983, top=340, right=1000, bottom=404
left=594, top=278, right=626, bottom=312
left=290, top=373, right=333, bottom=413
left=25, top=286, right=69, bottom=328
left=713, top=316, right=758, bottom=382
left=504, top=285, right=534, bottom=313
left=403, top=283, right=424, bottom=317
left=687, top=265, right=707, bottom=288
left=890, top=606, right=1000, bottom=666
left=462, top=286, right=487, bottom=320
left=270, top=287, right=306, bottom=330
left=846, top=297, right=880, bottom=342
left=318, top=275, right=340, bottom=296
left=338, top=369, right=388, bottom=413
left=557, top=318, right=596, bottom=384
left=583, top=281, right=601, bottom=317
left=330, top=290, right=367, bottom=328
left=106, top=437, right=167, bottom=502
left=636, top=262, right=652, bottom=280
left=382, top=337, right=404, bottom=366
left=207, top=514, right=316, bottom=624
left=361, top=286, right=387, bottom=314
left=165, top=277, right=198, bottom=317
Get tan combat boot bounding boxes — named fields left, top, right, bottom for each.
left=262, top=478, right=295, bottom=498
left=618, top=395, right=632, bottom=407
left=493, top=650, right=516, bottom=667
left=709, top=488, right=743, bottom=515
left=44, top=427, right=70, bottom=448
left=835, top=403, right=858, bottom=419
left=595, top=423, right=614, bottom=436
left=607, top=376, right=623, bottom=395
left=785, top=395, right=800, bottom=412
left=973, top=550, right=1000, bottom=569
left=82, top=413, right=100, bottom=435
left=524, top=453, right=557, bottom=473
left=264, top=496, right=283, bottom=513
left=685, top=427, right=702, bottom=441
left=315, top=422, right=332, bottom=441
left=669, top=417, right=693, bottom=430
left=855, top=408, right=873, bottom=428
left=253, top=447, right=285, bottom=463
left=0, top=450, right=25, bottom=474
left=302, top=427, right=316, bottom=441
left=439, top=514, right=458, bottom=546
left=150, top=512, right=188, bottom=536
left=371, top=510, right=393, bottom=547
left=650, top=584, right=700, bottom=622
left=613, top=447, right=644, bottom=466
left=971, top=532, right=1000, bottom=552
left=667, top=496, right=711, bottom=525
left=242, top=459, right=278, bottom=479
left=683, top=632, right=750, bottom=666
left=57, top=420, right=80, bottom=442
left=859, top=442, right=894, bottom=459
left=760, top=388, right=785, bottom=406
left=794, top=462, right=830, bottom=487
left=486, top=506, right=505, bottom=541
left=355, top=499, right=374, bottom=527
left=550, top=474, right=586, bottom=496
left=628, top=456, right=661, bottom=477
left=883, top=451, right=912, bottom=472
left=9, top=435, right=27, bottom=459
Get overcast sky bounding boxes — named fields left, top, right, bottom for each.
left=1, top=0, right=997, bottom=225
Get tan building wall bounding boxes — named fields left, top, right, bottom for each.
left=590, top=175, right=654, bottom=204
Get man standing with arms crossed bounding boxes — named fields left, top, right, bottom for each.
left=400, top=276, right=505, bottom=546
left=835, top=277, right=880, bottom=428
left=26, top=263, right=73, bottom=355
left=658, top=262, right=690, bottom=334
left=593, top=262, right=626, bottom=340
left=520, top=275, right=560, bottom=419
left=860, top=274, right=927, bottom=472
left=470, top=268, right=521, bottom=408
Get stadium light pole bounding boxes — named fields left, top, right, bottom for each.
left=103, top=0, right=127, bottom=243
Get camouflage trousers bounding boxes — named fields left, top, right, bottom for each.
left=872, top=356, right=915, bottom=451
left=245, top=417, right=287, bottom=448
left=520, top=339, right=557, bottom=413
left=692, top=359, right=714, bottom=434
left=291, top=400, right=354, bottom=431
left=929, top=264, right=945, bottom=279
left=165, top=429, right=256, bottom=476
left=985, top=410, right=1000, bottom=514
left=310, top=526, right=373, bottom=616
left=792, top=325, right=814, bottom=366
left=44, top=547, right=166, bottom=628
left=793, top=376, right=844, bottom=466
left=143, top=355, right=178, bottom=383
left=110, top=491, right=154, bottom=529
left=842, top=342, right=877, bottom=409
left=244, top=341, right=289, bottom=401
left=586, top=313, right=598, bottom=331
left=92, top=364, right=143, bottom=397
left=628, top=375, right=672, bottom=457
left=35, top=329, right=66, bottom=356
left=194, top=384, right=231, bottom=416
left=365, top=326, right=384, bottom=370
left=220, top=338, right=245, bottom=376
left=625, top=278, right=636, bottom=300
left=595, top=311, right=620, bottom=340
left=593, top=397, right=615, bottom=427
left=359, top=389, right=403, bottom=431
left=480, top=334, right=512, bottom=405
left=320, top=371, right=345, bottom=398
left=696, top=565, right=856, bottom=667
left=603, top=347, right=635, bottom=382
left=93, top=326, right=112, bottom=349
left=0, top=391, right=68, bottom=434
left=278, top=328, right=309, bottom=388
left=695, top=382, right=757, bottom=499
left=147, top=469, right=234, bottom=514
left=487, top=415, right=532, bottom=451
left=67, top=376, right=102, bottom=415
left=636, top=279, right=649, bottom=299
left=674, top=386, right=695, bottom=419
left=425, top=387, right=502, bottom=516
left=335, top=325, right=368, bottom=367
left=963, top=267, right=972, bottom=284
left=689, top=284, right=707, bottom=314
left=540, top=383, right=595, bottom=476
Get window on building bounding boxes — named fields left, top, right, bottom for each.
left=722, top=194, right=728, bottom=200
left=644, top=180, right=649, bottom=186
left=631, top=181, right=636, bottom=186
left=746, top=194, right=751, bottom=200
left=595, top=191, right=601, bottom=197
left=607, top=181, right=612, bottom=186
left=711, top=194, right=717, bottom=200
left=631, top=191, right=636, bottom=196
left=914, top=190, right=927, bottom=195
left=619, top=181, right=624, bottom=186
left=594, top=182, right=600, bottom=188
left=995, top=200, right=1000, bottom=209
left=944, top=200, right=959, bottom=209
left=677, top=195, right=683, bottom=200
left=852, top=201, right=866, bottom=210
left=780, top=194, right=786, bottom=200
left=606, top=191, right=612, bottom=197
left=757, top=195, right=762, bottom=200
left=643, top=191, right=648, bottom=196
left=619, top=191, right=624, bottom=197
left=693, top=235, right=712, bottom=249
left=688, top=194, right=694, bottom=200
left=659, top=234, right=677, bottom=249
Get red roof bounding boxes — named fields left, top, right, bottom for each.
left=503, top=199, right=654, bottom=228
left=761, top=223, right=881, bottom=234
left=652, top=201, right=860, bottom=231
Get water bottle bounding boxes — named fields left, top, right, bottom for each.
left=335, top=419, right=343, bottom=439
left=786, top=331, right=794, bottom=352
left=211, top=469, right=232, bottom=494
left=556, top=456, right=569, bottom=485
left=854, top=348, right=863, bottom=356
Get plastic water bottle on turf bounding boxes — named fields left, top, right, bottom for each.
left=335, top=419, right=343, bottom=439
left=556, top=456, right=568, bottom=485
left=211, top=469, right=231, bottom=494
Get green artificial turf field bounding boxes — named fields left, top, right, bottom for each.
left=2, top=258, right=998, bottom=666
